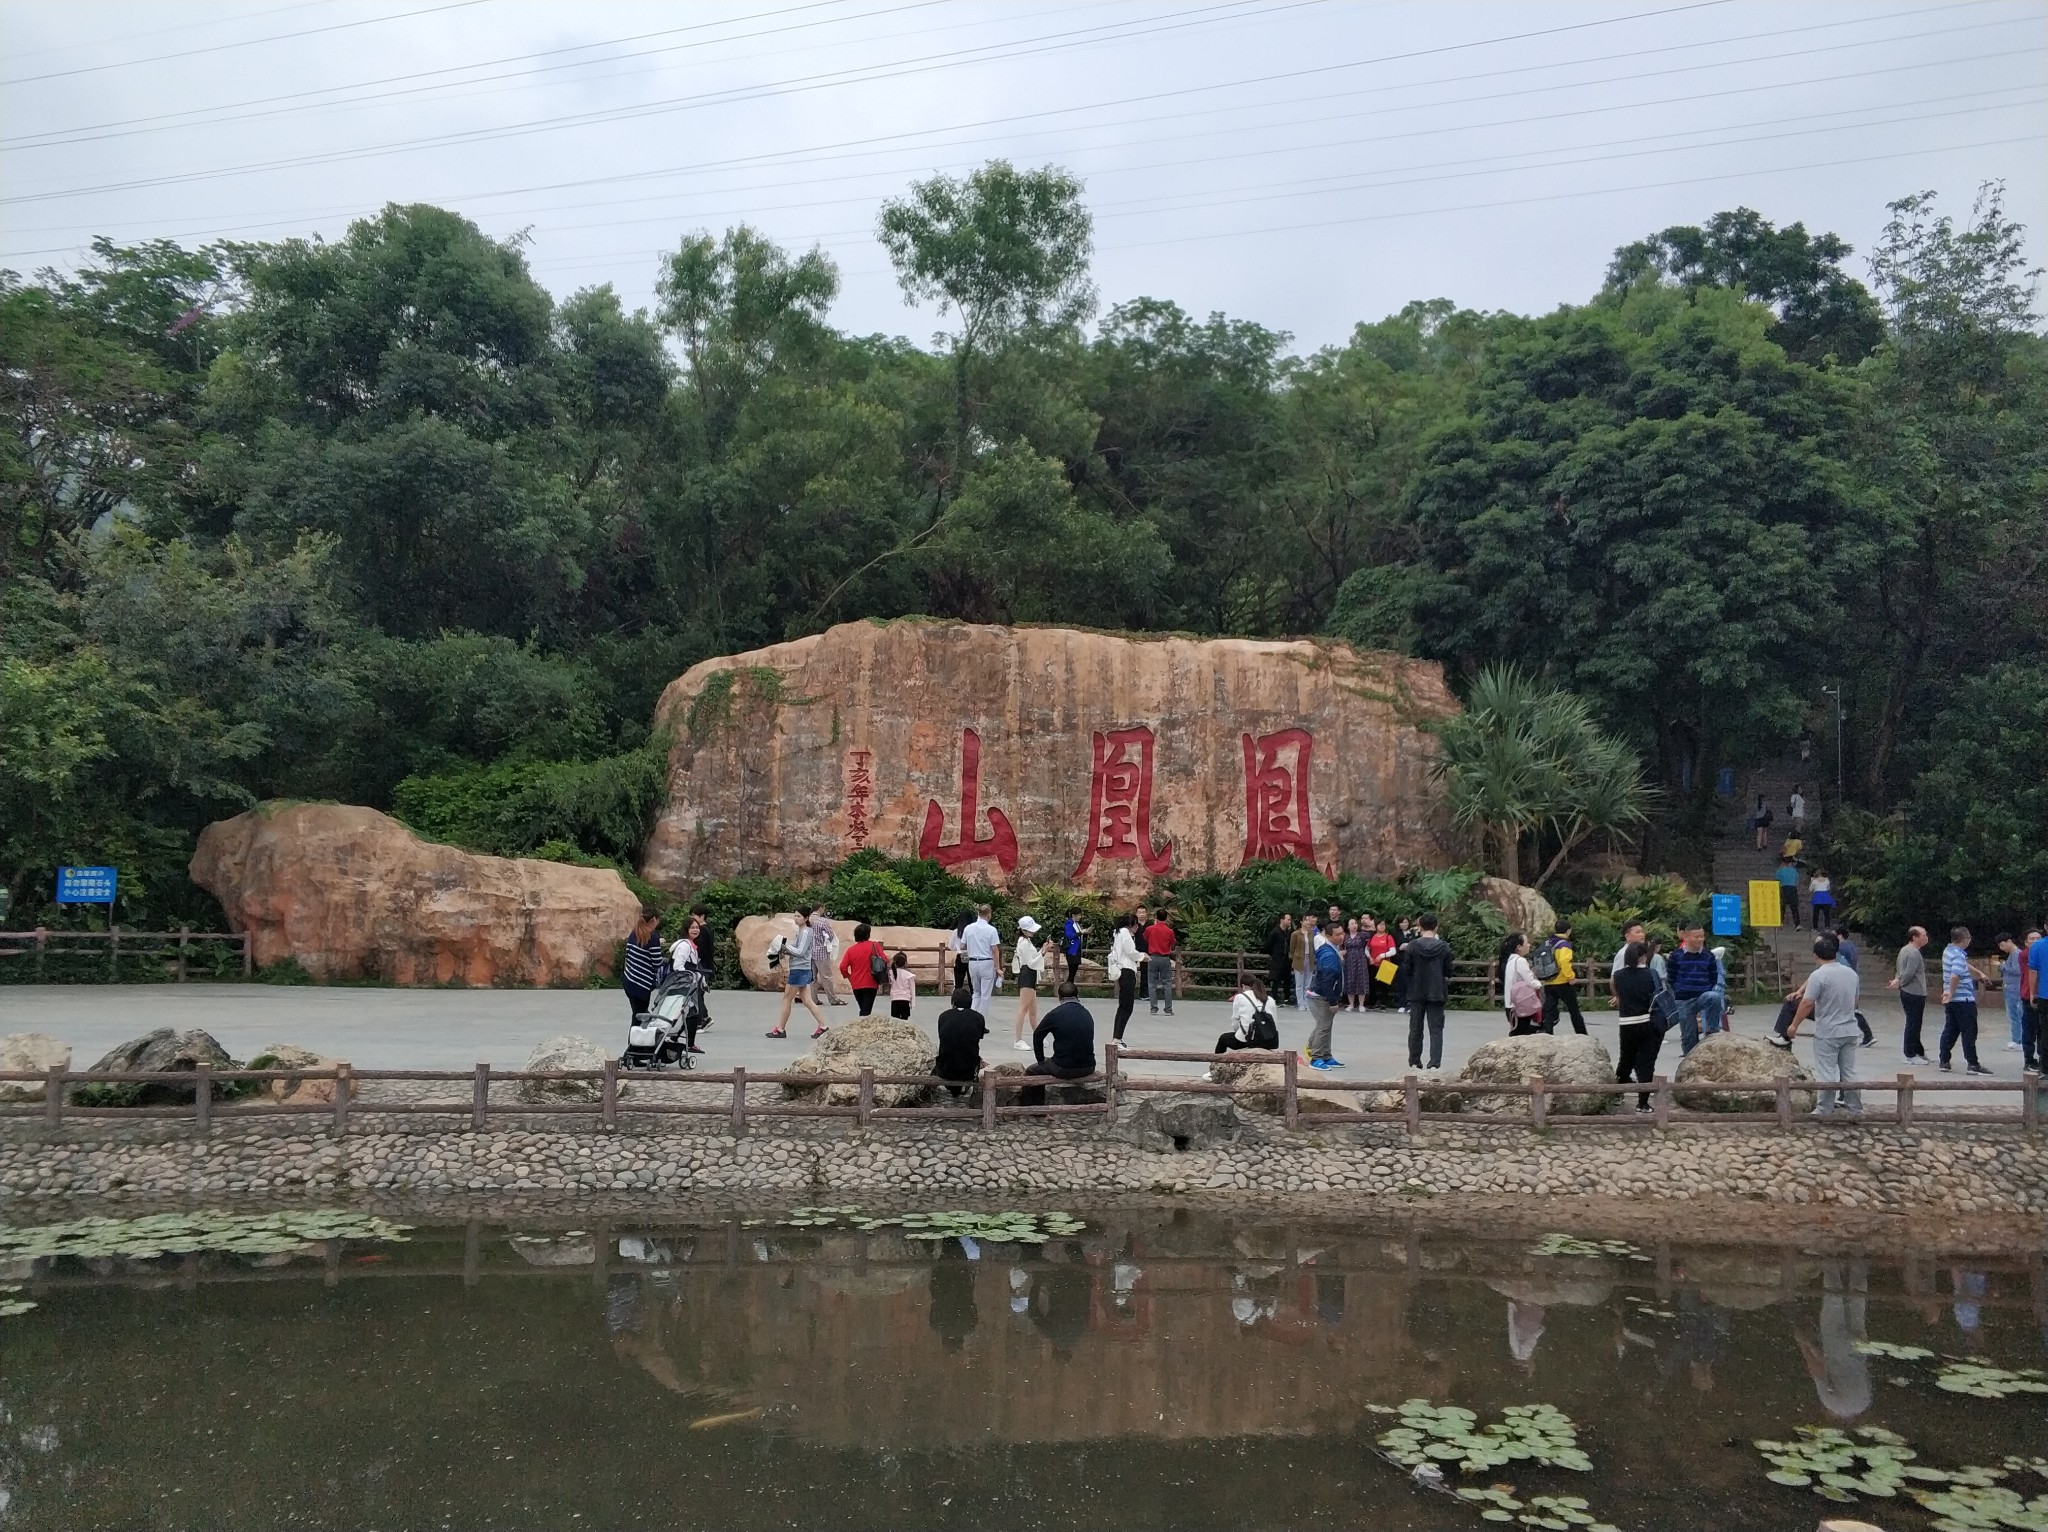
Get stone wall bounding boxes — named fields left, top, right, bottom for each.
left=5, top=1117, right=2044, bottom=1214
left=640, top=621, right=1457, bottom=898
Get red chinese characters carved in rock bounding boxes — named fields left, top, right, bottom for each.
left=1072, top=726, right=1172, bottom=880
left=918, top=728, right=1018, bottom=873
left=1241, top=727, right=1316, bottom=865
left=843, top=749, right=875, bottom=851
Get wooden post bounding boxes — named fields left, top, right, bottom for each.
left=1897, top=1071, right=1914, bottom=1128
left=857, top=1068, right=875, bottom=1127
left=109, top=924, right=119, bottom=982
left=2023, top=1071, right=2040, bottom=1136
left=1530, top=1075, right=1547, bottom=1130
left=35, top=928, right=46, bottom=982
left=472, top=1063, right=489, bottom=1130
left=1282, top=1050, right=1299, bottom=1131
left=1103, top=1043, right=1119, bottom=1128
left=730, top=1066, right=747, bottom=1136
left=240, top=933, right=252, bottom=979
left=332, top=1063, right=350, bottom=1138
left=1403, top=1074, right=1420, bottom=1134
left=176, top=928, right=189, bottom=983
left=981, top=1069, right=997, bottom=1131
left=601, top=1059, right=618, bottom=1131
left=193, top=1064, right=211, bottom=1137
left=1652, top=1075, right=1670, bottom=1130
left=44, top=1066, right=64, bottom=1128
left=1775, top=1075, right=1792, bottom=1128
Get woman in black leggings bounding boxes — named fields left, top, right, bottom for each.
left=1611, top=941, right=1662, bottom=1112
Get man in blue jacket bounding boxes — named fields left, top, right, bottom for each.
left=1303, top=933, right=1346, bottom=1070
left=1665, top=921, right=1726, bottom=1055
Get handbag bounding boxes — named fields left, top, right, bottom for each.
left=869, top=946, right=888, bottom=982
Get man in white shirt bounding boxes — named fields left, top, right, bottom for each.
left=962, top=904, right=1001, bottom=1015
left=1789, top=787, right=1807, bottom=828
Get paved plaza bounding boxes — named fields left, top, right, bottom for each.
left=3, top=984, right=2032, bottom=1100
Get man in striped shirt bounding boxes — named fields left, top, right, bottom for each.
left=1938, top=925, right=1990, bottom=1075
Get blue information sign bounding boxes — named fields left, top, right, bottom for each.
left=1715, top=766, right=1736, bottom=797
left=1710, top=892, right=1743, bottom=937
left=55, top=866, right=118, bottom=905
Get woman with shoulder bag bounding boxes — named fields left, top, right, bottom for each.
left=1011, top=916, right=1044, bottom=1051
left=1501, top=933, right=1544, bottom=1035
left=1612, top=941, right=1663, bottom=1112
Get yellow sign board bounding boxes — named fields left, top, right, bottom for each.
left=1748, top=879, right=1782, bottom=928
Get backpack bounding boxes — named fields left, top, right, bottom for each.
left=1530, top=940, right=1562, bottom=983
left=868, top=945, right=888, bottom=982
left=1246, top=1000, right=1280, bottom=1051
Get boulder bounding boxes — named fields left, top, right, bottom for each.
left=1116, top=1090, right=1241, bottom=1150
left=1473, top=877, right=1557, bottom=939
left=734, top=914, right=956, bottom=993
left=1672, top=1033, right=1817, bottom=1114
left=0, top=1034, right=70, bottom=1102
left=780, top=1017, right=937, bottom=1107
left=191, top=802, right=641, bottom=987
left=245, top=1042, right=354, bottom=1105
left=1207, top=1058, right=1360, bottom=1117
left=517, top=1035, right=618, bottom=1104
left=1456, top=1033, right=1617, bottom=1116
left=78, top=1028, right=235, bottom=1105
left=640, top=620, right=1458, bottom=898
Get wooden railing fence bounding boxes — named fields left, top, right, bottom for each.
left=1, top=1051, right=2036, bottom=1138
left=0, top=928, right=252, bottom=981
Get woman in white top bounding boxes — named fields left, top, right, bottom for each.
left=1011, top=916, right=1044, bottom=1051
left=1107, top=914, right=1143, bottom=1043
left=1500, top=932, right=1543, bottom=1035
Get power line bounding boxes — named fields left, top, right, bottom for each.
left=1, top=0, right=494, bottom=86
left=6, top=0, right=951, bottom=151
left=1, top=0, right=1716, bottom=205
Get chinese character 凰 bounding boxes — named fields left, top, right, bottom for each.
left=844, top=749, right=875, bottom=852
left=918, top=729, right=1018, bottom=873
left=1241, top=728, right=1315, bottom=865
left=1072, top=726, right=1172, bottom=880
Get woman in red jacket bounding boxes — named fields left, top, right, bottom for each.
left=837, top=922, right=889, bottom=1016
left=1366, top=919, right=1397, bottom=1010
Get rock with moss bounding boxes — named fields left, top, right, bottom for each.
left=1673, top=1033, right=1816, bottom=1113
left=0, top=1035, right=70, bottom=1103
left=75, top=1029, right=236, bottom=1106
left=1456, top=1034, right=1617, bottom=1116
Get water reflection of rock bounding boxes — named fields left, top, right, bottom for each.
left=606, top=1226, right=1417, bottom=1446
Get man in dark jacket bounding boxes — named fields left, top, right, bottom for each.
left=1665, top=921, right=1726, bottom=1055
left=1023, top=984, right=1097, bottom=1106
left=1266, top=914, right=1294, bottom=1004
left=1401, top=915, right=1453, bottom=1070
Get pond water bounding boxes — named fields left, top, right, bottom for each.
left=2, top=1202, right=2045, bottom=1531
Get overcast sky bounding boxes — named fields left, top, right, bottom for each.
left=4, top=0, right=2043, bottom=352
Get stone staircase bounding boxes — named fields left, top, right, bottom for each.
left=1712, top=758, right=1822, bottom=978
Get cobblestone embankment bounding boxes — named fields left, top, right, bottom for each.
left=3, top=1112, right=2045, bottom=1213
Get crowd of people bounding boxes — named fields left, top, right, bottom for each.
left=616, top=895, right=2048, bottom=1115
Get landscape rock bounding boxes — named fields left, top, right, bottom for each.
left=734, top=914, right=956, bottom=993
left=782, top=1017, right=937, bottom=1107
left=1472, top=878, right=1557, bottom=939
left=0, top=1034, right=70, bottom=1102
left=1208, top=1058, right=1361, bottom=1117
left=79, top=1028, right=236, bottom=1104
left=191, top=802, right=641, bottom=987
left=1116, top=1090, right=1241, bottom=1151
left=1457, top=1034, right=1616, bottom=1116
left=518, top=1035, right=617, bottom=1104
left=246, top=1043, right=354, bottom=1105
left=1674, top=1033, right=1817, bottom=1114
left=989, top=1060, right=1107, bottom=1107
left=641, top=620, right=1458, bottom=898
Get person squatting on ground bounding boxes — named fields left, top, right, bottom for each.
left=1794, top=933, right=1864, bottom=1117
left=1303, top=927, right=1346, bottom=1070
left=1664, top=923, right=1726, bottom=1053
left=1011, top=916, right=1044, bottom=1051
left=1940, top=925, right=1990, bottom=1075
left=1023, top=983, right=1097, bottom=1105
left=1213, top=976, right=1280, bottom=1059
left=1538, top=920, right=1587, bottom=1035
left=1143, top=910, right=1178, bottom=1015
left=933, top=987, right=987, bottom=1098
left=1610, top=941, right=1663, bottom=1112
left=1402, top=914, right=1452, bottom=1071
left=765, top=908, right=829, bottom=1039
left=622, top=906, right=665, bottom=1019
left=1107, top=914, right=1142, bottom=1042
left=837, top=922, right=889, bottom=1016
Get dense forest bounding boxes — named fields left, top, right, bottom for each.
left=3, top=163, right=2043, bottom=942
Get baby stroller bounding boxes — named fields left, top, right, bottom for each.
left=622, top=969, right=706, bottom=1071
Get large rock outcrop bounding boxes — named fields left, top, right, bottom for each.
left=780, top=1017, right=937, bottom=1107
left=79, top=1028, right=234, bottom=1105
left=1673, top=1033, right=1817, bottom=1114
left=518, top=1035, right=621, bottom=1104
left=0, top=1034, right=70, bottom=1102
left=641, top=621, right=1456, bottom=897
left=191, top=803, right=641, bottom=986
left=1456, top=1033, right=1617, bottom=1116
left=1473, top=878, right=1557, bottom=938
left=734, top=914, right=956, bottom=993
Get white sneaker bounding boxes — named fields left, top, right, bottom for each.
left=1012, top=1039, right=1031, bottom=1051
left=2006, top=1042, right=2024, bottom=1051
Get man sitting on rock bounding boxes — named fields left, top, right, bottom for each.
left=1023, top=982, right=1097, bottom=1106
left=1665, top=922, right=1726, bottom=1054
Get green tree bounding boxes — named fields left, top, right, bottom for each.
left=1428, top=666, right=1654, bottom=888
